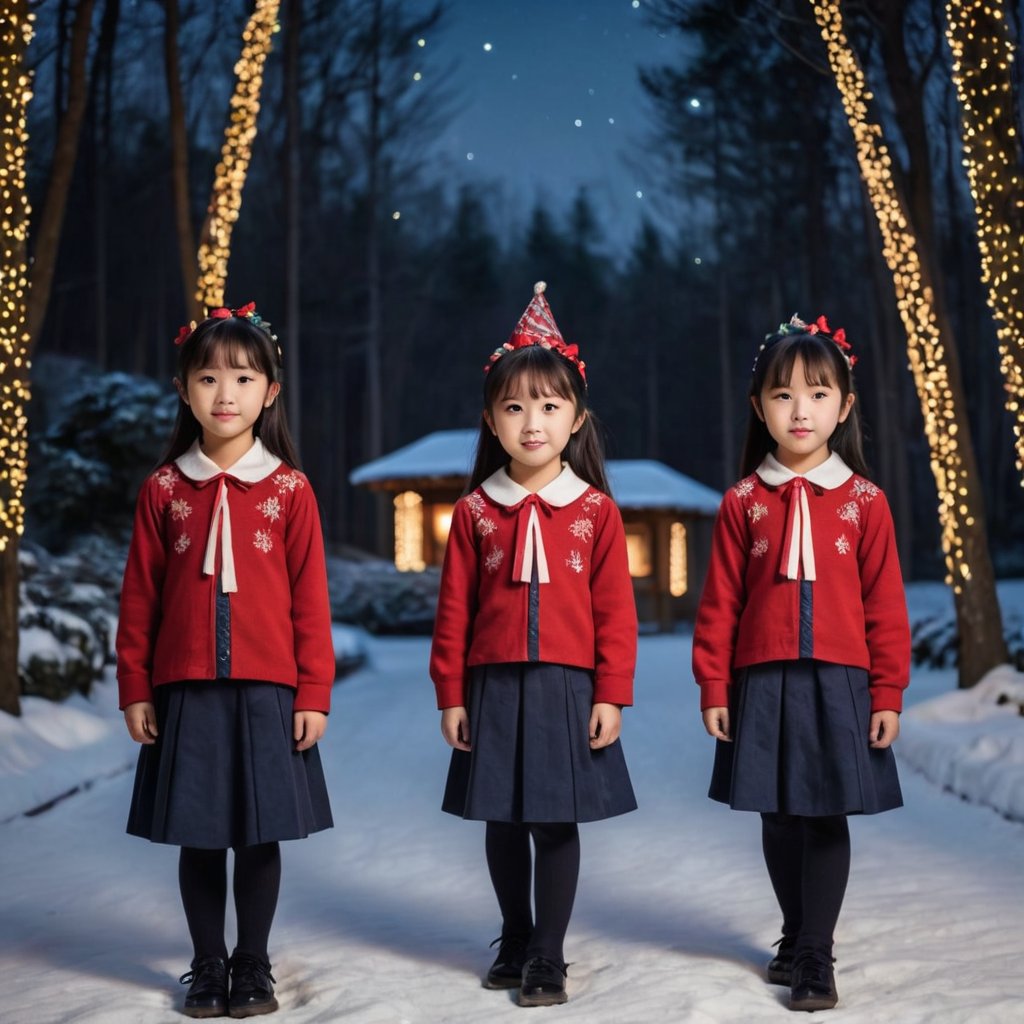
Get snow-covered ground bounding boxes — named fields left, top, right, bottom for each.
left=2, top=622, right=1024, bottom=1022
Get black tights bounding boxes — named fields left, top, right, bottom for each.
left=761, top=813, right=850, bottom=954
left=178, top=843, right=281, bottom=962
left=485, top=821, right=580, bottom=966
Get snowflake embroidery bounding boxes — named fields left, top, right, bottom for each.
left=274, top=471, right=304, bottom=493
left=155, top=466, right=180, bottom=493
left=751, top=537, right=769, bottom=558
left=257, top=496, right=282, bottom=522
left=566, top=550, right=585, bottom=574
left=484, top=547, right=504, bottom=573
left=464, top=492, right=486, bottom=517
left=838, top=502, right=861, bottom=529
left=568, top=517, right=594, bottom=542
left=733, top=477, right=755, bottom=499
left=748, top=502, right=768, bottom=524
left=253, top=529, right=273, bottom=554
left=476, top=516, right=497, bottom=537
left=583, top=491, right=604, bottom=509
left=851, top=478, right=880, bottom=502
left=835, top=534, right=851, bottom=555
left=170, top=498, right=192, bottom=522
left=174, top=534, right=191, bottom=554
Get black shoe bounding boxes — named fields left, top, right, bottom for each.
left=228, top=953, right=278, bottom=1018
left=517, top=956, right=568, bottom=1007
left=179, top=956, right=228, bottom=1018
left=766, top=935, right=798, bottom=985
left=484, top=934, right=529, bottom=990
left=789, top=947, right=838, bottom=1012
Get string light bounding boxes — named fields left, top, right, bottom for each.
left=0, top=1, right=34, bottom=553
left=810, top=2, right=976, bottom=592
left=196, top=0, right=280, bottom=309
left=945, top=1, right=1024, bottom=483
left=669, top=521, right=687, bottom=597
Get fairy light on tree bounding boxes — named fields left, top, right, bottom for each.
left=196, top=0, right=281, bottom=309
left=0, top=1, right=33, bottom=557
left=945, top=0, right=1024, bottom=482
left=809, top=0, right=1008, bottom=688
left=810, top=1, right=974, bottom=589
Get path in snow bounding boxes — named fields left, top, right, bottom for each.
left=2, top=635, right=1023, bottom=1023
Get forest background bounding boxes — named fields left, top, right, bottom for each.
left=21, top=0, right=1024, bottom=584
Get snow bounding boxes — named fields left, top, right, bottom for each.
left=2, top=625, right=1024, bottom=1020
left=349, top=430, right=722, bottom=513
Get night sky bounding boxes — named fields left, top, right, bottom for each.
left=423, top=0, right=681, bottom=247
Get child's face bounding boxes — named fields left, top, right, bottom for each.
left=485, top=382, right=585, bottom=488
left=178, top=350, right=279, bottom=455
left=752, top=355, right=854, bottom=474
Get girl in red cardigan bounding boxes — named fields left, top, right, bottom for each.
left=430, top=283, right=638, bottom=1007
left=117, top=305, right=334, bottom=1019
left=693, top=316, right=910, bottom=1014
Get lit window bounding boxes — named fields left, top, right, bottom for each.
left=432, top=503, right=455, bottom=546
left=670, top=521, right=687, bottom=596
left=624, top=522, right=652, bottom=578
left=394, top=491, right=425, bottom=571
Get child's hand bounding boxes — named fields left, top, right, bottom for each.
left=124, top=701, right=158, bottom=745
left=869, top=710, right=900, bottom=748
left=441, top=706, right=471, bottom=751
left=702, top=707, right=731, bottom=741
left=589, top=702, right=622, bottom=749
left=294, top=710, right=327, bottom=751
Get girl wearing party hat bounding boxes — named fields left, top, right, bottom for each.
left=430, top=282, right=638, bottom=1007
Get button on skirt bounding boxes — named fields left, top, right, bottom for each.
left=709, top=659, right=902, bottom=816
left=442, top=662, right=637, bottom=823
left=127, top=680, right=333, bottom=849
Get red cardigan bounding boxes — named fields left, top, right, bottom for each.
left=116, top=441, right=335, bottom=713
left=429, top=465, right=638, bottom=709
left=692, top=453, right=910, bottom=714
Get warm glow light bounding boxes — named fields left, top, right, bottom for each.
left=394, top=491, right=425, bottom=572
left=195, top=0, right=280, bottom=309
left=0, top=1, right=34, bottom=553
left=945, top=1, right=1024, bottom=484
left=669, top=521, right=687, bottom=597
left=625, top=523, right=652, bottom=578
left=432, top=504, right=454, bottom=546
left=811, top=1, right=978, bottom=593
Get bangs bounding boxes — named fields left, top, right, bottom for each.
left=184, top=320, right=273, bottom=376
left=497, top=363, right=575, bottom=402
left=488, top=345, right=580, bottom=405
left=764, top=336, right=839, bottom=390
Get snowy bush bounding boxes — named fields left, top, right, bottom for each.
left=326, top=555, right=440, bottom=634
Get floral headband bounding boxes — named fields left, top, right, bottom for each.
left=485, top=281, right=587, bottom=387
left=174, top=301, right=280, bottom=357
left=753, top=314, right=856, bottom=373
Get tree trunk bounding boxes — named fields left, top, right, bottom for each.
left=284, top=0, right=302, bottom=450
left=163, top=0, right=199, bottom=322
left=0, top=0, right=36, bottom=717
left=27, top=0, right=96, bottom=349
left=868, top=0, right=1007, bottom=686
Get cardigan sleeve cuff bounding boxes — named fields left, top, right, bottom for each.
left=869, top=682, right=905, bottom=714
left=118, top=673, right=154, bottom=710
left=294, top=679, right=333, bottom=714
left=434, top=675, right=467, bottom=710
left=593, top=673, right=634, bottom=707
left=698, top=678, right=730, bottom=712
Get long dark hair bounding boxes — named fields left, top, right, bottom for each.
left=467, top=344, right=610, bottom=495
left=739, top=330, right=868, bottom=477
left=158, top=313, right=300, bottom=468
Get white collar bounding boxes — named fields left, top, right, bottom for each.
left=480, top=463, right=592, bottom=508
left=175, top=438, right=282, bottom=483
left=755, top=451, right=853, bottom=490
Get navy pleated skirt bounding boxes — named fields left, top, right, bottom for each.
left=442, top=662, right=637, bottom=823
left=127, top=680, right=333, bottom=849
left=709, top=659, right=902, bottom=816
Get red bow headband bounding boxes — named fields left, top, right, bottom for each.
left=753, top=314, right=856, bottom=372
left=485, top=281, right=587, bottom=386
left=173, top=302, right=279, bottom=354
